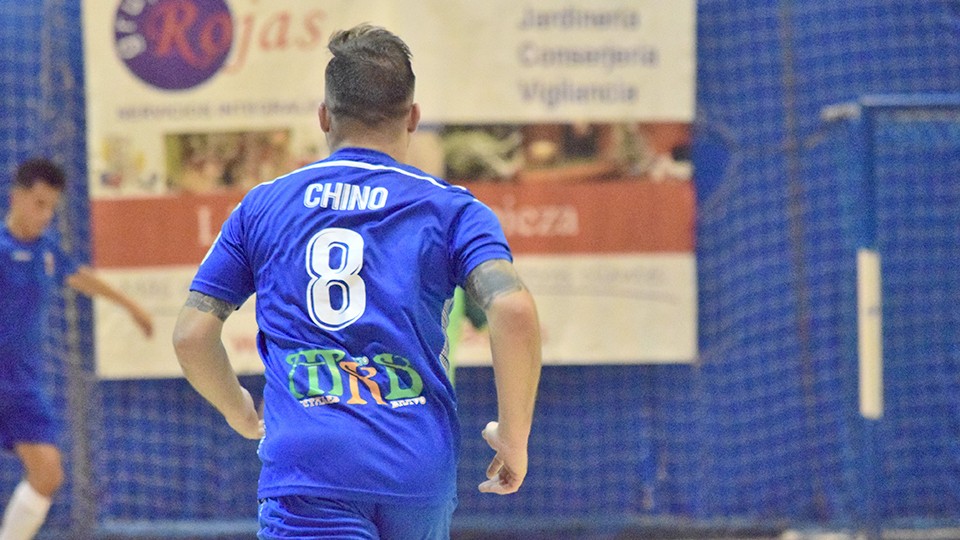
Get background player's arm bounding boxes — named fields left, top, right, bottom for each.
left=172, top=291, right=263, bottom=440
left=465, top=258, right=542, bottom=495
left=66, top=266, right=153, bottom=337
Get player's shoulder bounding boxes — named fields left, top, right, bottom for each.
left=19, top=231, right=76, bottom=270
left=397, top=164, right=472, bottom=198
left=400, top=171, right=495, bottom=222
left=234, top=163, right=312, bottom=207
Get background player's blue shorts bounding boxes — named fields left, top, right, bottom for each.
left=258, top=494, right=456, bottom=540
left=0, top=391, right=59, bottom=451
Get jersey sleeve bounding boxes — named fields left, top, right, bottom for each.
left=190, top=203, right=255, bottom=306
left=450, top=198, right=513, bottom=286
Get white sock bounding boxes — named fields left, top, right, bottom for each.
left=0, top=481, right=52, bottom=540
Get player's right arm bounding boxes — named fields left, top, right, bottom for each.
left=465, top=258, right=542, bottom=495
left=66, top=266, right=154, bottom=337
left=172, top=291, right=263, bottom=440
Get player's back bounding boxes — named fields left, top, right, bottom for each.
left=239, top=147, right=480, bottom=363
left=199, top=146, right=510, bottom=503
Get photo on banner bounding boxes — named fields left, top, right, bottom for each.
left=426, top=121, right=695, bottom=365
left=82, top=0, right=698, bottom=377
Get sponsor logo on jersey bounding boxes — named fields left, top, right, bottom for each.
left=285, top=348, right=427, bottom=410
left=12, top=250, right=32, bottom=262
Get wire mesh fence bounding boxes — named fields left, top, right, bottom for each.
left=2, top=1, right=960, bottom=538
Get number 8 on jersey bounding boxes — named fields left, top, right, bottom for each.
left=306, top=228, right=367, bottom=330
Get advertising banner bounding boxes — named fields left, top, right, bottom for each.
left=82, top=0, right=697, bottom=377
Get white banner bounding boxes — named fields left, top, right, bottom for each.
left=83, top=0, right=698, bottom=378
left=455, top=254, right=698, bottom=366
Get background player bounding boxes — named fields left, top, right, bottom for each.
left=0, top=158, right=154, bottom=540
left=172, top=24, right=542, bottom=539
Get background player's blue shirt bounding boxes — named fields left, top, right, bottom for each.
left=0, top=226, right=78, bottom=395
left=191, top=147, right=512, bottom=504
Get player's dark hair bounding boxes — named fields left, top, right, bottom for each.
left=325, top=24, right=415, bottom=126
left=14, top=158, right=67, bottom=191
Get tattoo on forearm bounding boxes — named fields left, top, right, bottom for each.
left=185, top=291, right=237, bottom=321
left=465, top=259, right=525, bottom=310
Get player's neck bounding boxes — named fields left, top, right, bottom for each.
left=324, top=110, right=415, bottom=164
left=328, top=136, right=409, bottom=163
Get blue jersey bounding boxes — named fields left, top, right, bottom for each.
left=0, top=226, right=78, bottom=394
left=191, top=147, right=511, bottom=504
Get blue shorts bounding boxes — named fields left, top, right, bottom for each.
left=257, top=495, right=456, bottom=540
left=0, top=391, right=58, bottom=451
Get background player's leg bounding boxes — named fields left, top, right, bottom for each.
left=0, top=443, right=63, bottom=540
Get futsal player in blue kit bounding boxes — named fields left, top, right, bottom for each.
left=0, top=158, right=154, bottom=540
left=172, top=24, right=542, bottom=539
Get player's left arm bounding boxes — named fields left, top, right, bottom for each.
left=465, top=258, right=542, bottom=495
left=66, top=265, right=154, bottom=337
left=172, top=291, right=263, bottom=440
